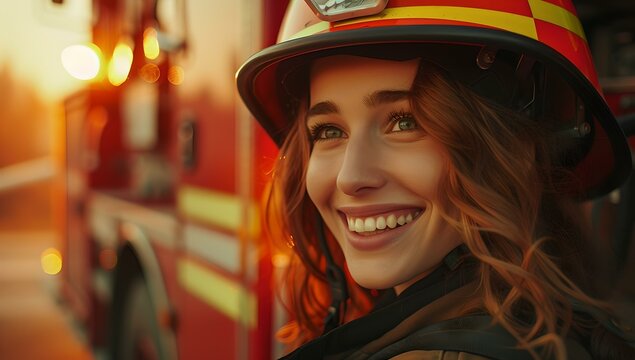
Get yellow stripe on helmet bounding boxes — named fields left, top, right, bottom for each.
left=290, top=6, right=538, bottom=41
left=290, top=2, right=586, bottom=43
left=528, top=0, right=585, bottom=39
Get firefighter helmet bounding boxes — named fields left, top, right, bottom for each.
left=236, top=0, right=632, bottom=198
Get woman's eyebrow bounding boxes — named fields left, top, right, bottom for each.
left=307, top=101, right=339, bottom=119
left=306, top=90, right=410, bottom=120
left=364, top=90, right=410, bottom=107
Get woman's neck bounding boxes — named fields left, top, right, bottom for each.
left=393, top=265, right=441, bottom=295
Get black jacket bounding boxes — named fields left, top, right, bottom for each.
left=280, top=246, right=593, bottom=360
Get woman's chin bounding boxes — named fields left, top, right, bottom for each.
left=347, top=263, right=403, bottom=290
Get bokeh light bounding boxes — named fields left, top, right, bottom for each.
left=272, top=253, right=290, bottom=268
left=60, top=44, right=101, bottom=80
left=143, top=27, right=160, bottom=60
left=41, top=248, right=63, bottom=275
left=140, top=63, right=160, bottom=83
left=167, top=65, right=184, bottom=85
left=108, top=42, right=133, bottom=86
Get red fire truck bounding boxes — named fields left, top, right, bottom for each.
left=57, top=1, right=289, bottom=359
left=54, top=1, right=635, bottom=360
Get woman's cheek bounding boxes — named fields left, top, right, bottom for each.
left=305, top=155, right=333, bottom=206
left=389, top=145, right=446, bottom=197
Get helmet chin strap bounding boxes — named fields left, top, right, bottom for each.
left=315, top=213, right=349, bottom=334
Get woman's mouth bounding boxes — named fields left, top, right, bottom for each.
left=345, top=209, right=422, bottom=235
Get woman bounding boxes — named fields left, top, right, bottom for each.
left=237, top=1, right=634, bottom=359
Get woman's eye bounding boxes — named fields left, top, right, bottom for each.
left=310, top=124, right=345, bottom=141
left=389, top=112, right=418, bottom=132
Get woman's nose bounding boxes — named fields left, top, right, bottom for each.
left=336, top=137, right=386, bottom=195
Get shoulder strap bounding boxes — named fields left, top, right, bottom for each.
left=368, top=315, right=592, bottom=360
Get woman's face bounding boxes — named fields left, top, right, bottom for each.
left=305, top=55, right=462, bottom=293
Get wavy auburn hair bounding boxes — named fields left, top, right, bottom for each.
left=264, top=60, right=622, bottom=358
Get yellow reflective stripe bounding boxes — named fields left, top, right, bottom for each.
left=178, top=259, right=257, bottom=328
left=290, top=6, right=538, bottom=40
left=528, top=0, right=585, bottom=39
left=177, top=186, right=259, bottom=234
left=343, top=7, right=537, bottom=39
left=289, top=21, right=330, bottom=41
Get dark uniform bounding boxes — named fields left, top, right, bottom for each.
left=280, top=246, right=595, bottom=360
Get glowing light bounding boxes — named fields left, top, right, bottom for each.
left=272, top=253, right=290, bottom=268
left=61, top=44, right=102, bottom=80
left=143, top=28, right=160, bottom=60
left=167, top=65, right=184, bottom=85
left=108, top=42, right=134, bottom=86
left=140, top=63, right=160, bottom=83
left=41, top=248, right=63, bottom=275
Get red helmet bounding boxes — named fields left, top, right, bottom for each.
left=237, top=0, right=632, bottom=198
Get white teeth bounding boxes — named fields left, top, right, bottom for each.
left=376, top=216, right=386, bottom=230
left=354, top=218, right=364, bottom=232
left=387, top=214, right=397, bottom=229
left=364, top=218, right=375, bottom=231
left=347, top=211, right=421, bottom=233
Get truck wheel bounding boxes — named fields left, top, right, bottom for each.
left=118, top=277, right=164, bottom=360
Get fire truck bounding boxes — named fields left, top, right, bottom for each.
left=54, top=1, right=635, bottom=360
left=57, top=0, right=289, bottom=359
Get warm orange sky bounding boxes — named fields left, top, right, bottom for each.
left=0, top=0, right=91, bottom=103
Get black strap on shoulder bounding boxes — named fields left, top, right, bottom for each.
left=368, top=315, right=592, bottom=360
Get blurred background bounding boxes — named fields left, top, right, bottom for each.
left=0, top=1, right=92, bottom=359
left=0, top=0, right=88, bottom=229
left=0, top=0, right=634, bottom=360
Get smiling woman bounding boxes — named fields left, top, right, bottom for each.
left=236, top=0, right=635, bottom=359
left=305, top=56, right=462, bottom=293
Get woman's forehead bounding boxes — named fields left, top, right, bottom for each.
left=309, top=55, right=420, bottom=101
left=310, top=54, right=420, bottom=75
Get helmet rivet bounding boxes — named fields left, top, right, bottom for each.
left=476, top=48, right=497, bottom=70
left=577, top=122, right=591, bottom=136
